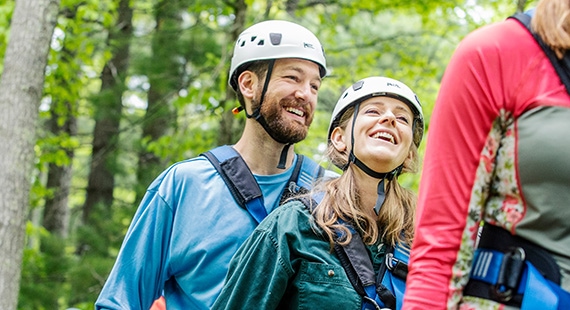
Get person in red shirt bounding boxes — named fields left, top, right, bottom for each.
left=403, top=0, right=570, bottom=309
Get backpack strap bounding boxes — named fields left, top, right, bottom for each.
left=334, top=231, right=390, bottom=310
left=201, top=145, right=267, bottom=224
left=509, top=12, right=570, bottom=95
left=296, top=196, right=406, bottom=310
left=202, top=145, right=325, bottom=224
left=297, top=155, right=325, bottom=189
left=279, top=155, right=325, bottom=205
left=334, top=228, right=402, bottom=310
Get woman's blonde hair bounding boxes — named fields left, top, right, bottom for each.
left=532, top=0, right=570, bottom=59
left=310, top=106, right=418, bottom=249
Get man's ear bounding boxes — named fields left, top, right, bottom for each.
left=330, top=127, right=348, bottom=152
left=238, top=71, right=257, bottom=100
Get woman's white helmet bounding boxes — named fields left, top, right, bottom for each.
left=228, top=20, right=327, bottom=91
left=328, top=76, right=424, bottom=147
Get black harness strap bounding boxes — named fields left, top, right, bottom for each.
left=334, top=227, right=398, bottom=310
left=202, top=148, right=266, bottom=224
left=334, top=243, right=368, bottom=297
left=510, top=12, right=570, bottom=95
left=464, top=223, right=561, bottom=307
left=202, top=146, right=325, bottom=224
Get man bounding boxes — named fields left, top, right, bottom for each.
left=95, top=19, right=329, bottom=309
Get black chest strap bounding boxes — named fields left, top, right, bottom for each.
left=201, top=145, right=325, bottom=224
left=509, top=12, right=570, bottom=95
left=334, top=227, right=398, bottom=310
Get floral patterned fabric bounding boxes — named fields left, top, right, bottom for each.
left=403, top=16, right=570, bottom=310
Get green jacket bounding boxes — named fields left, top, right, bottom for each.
left=212, top=200, right=388, bottom=310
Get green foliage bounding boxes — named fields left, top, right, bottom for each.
left=0, top=0, right=14, bottom=72
left=19, top=222, right=71, bottom=310
left=12, top=0, right=530, bottom=308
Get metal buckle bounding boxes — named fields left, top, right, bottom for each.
left=490, top=247, right=526, bottom=302
left=287, top=181, right=299, bottom=193
left=361, top=296, right=383, bottom=310
left=385, top=253, right=395, bottom=271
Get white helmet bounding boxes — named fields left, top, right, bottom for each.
left=228, top=20, right=327, bottom=91
left=328, top=76, right=424, bottom=147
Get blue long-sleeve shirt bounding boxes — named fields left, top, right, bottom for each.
left=95, top=155, right=298, bottom=309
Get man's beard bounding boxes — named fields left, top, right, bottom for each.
left=252, top=95, right=313, bottom=144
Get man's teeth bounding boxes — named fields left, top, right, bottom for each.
left=372, top=132, right=395, bottom=143
left=286, top=107, right=304, bottom=117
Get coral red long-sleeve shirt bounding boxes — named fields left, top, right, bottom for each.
left=403, top=17, right=570, bottom=309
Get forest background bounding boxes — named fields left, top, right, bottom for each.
left=0, top=0, right=533, bottom=309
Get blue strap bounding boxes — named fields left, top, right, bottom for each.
left=202, top=145, right=267, bottom=224
left=203, top=145, right=324, bottom=224
left=471, top=248, right=570, bottom=309
left=470, top=249, right=517, bottom=291
left=243, top=197, right=267, bottom=224
left=522, top=263, right=558, bottom=310
left=297, top=155, right=324, bottom=189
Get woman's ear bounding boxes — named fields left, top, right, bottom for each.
left=330, top=127, right=348, bottom=152
left=402, top=144, right=418, bottom=171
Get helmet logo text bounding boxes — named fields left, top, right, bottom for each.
left=303, top=42, right=315, bottom=49
left=387, top=82, right=401, bottom=88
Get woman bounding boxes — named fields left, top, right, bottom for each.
left=403, top=0, right=570, bottom=309
left=211, top=76, right=424, bottom=310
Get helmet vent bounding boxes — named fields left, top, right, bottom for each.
left=352, top=80, right=364, bottom=91
left=257, top=39, right=264, bottom=46
left=269, top=33, right=282, bottom=45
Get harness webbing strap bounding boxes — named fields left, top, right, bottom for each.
left=340, top=231, right=377, bottom=288
left=334, top=243, right=368, bottom=298
left=202, top=145, right=325, bottom=224
left=510, top=12, right=570, bottom=96
left=468, top=248, right=570, bottom=310
left=296, top=198, right=406, bottom=310
left=465, top=223, right=570, bottom=308
left=334, top=225, right=399, bottom=310
left=279, top=154, right=325, bottom=205
left=202, top=146, right=266, bottom=224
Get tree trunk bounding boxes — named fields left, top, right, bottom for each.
left=82, top=0, right=133, bottom=224
left=217, top=0, right=247, bottom=146
left=516, top=0, right=528, bottom=13
left=135, top=0, right=184, bottom=202
left=42, top=102, right=76, bottom=237
left=0, top=0, right=60, bottom=308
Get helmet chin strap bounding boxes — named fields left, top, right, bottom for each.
left=243, top=59, right=290, bottom=169
left=342, top=102, right=403, bottom=215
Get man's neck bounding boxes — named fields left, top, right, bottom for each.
left=233, top=124, right=296, bottom=175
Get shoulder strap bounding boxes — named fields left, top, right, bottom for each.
left=510, top=12, right=570, bottom=95
left=338, top=232, right=412, bottom=309
left=335, top=226, right=398, bottom=310
left=279, top=155, right=325, bottom=205
left=202, top=146, right=325, bottom=223
left=296, top=196, right=402, bottom=309
left=333, top=232, right=377, bottom=300
left=201, top=145, right=267, bottom=224
left=296, top=155, right=325, bottom=189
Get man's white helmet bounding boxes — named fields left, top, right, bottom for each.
left=328, top=76, right=424, bottom=147
left=228, top=20, right=327, bottom=91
